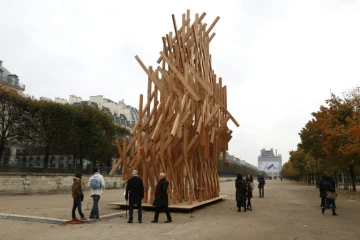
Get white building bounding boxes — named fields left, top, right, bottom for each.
left=39, top=94, right=139, bottom=130
left=258, top=148, right=282, bottom=175
left=0, top=60, right=25, bottom=93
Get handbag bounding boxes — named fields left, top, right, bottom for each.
left=327, top=191, right=337, bottom=200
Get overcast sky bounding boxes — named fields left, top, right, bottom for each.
left=1, top=0, right=360, bottom=167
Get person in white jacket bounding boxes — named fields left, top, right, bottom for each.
left=88, top=168, right=105, bottom=219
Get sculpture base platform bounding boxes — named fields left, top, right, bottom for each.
left=109, top=195, right=227, bottom=212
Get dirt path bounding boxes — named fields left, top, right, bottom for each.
left=1, top=179, right=359, bottom=240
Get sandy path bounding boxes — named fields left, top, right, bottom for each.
left=0, top=179, right=359, bottom=240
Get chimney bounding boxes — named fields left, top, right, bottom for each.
left=0, top=60, right=2, bottom=66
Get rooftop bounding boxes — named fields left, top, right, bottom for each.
left=0, top=60, right=25, bottom=91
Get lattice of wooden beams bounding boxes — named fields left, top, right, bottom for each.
left=109, top=10, right=239, bottom=205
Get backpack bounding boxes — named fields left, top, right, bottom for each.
left=90, top=175, right=101, bottom=189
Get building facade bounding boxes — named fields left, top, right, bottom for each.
left=258, top=148, right=282, bottom=175
left=0, top=60, right=25, bottom=92
left=220, top=151, right=258, bottom=170
left=43, top=94, right=139, bottom=131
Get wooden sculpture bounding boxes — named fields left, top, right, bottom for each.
left=109, top=10, right=239, bottom=205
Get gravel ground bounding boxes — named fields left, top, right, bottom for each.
left=0, top=178, right=359, bottom=240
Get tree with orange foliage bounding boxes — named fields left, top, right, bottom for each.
left=281, top=160, right=300, bottom=180
left=310, top=93, right=358, bottom=191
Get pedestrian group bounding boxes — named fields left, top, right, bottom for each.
left=71, top=168, right=172, bottom=223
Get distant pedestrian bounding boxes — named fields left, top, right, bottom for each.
left=71, top=173, right=86, bottom=221
left=88, top=167, right=105, bottom=219
left=321, top=176, right=338, bottom=216
left=245, top=174, right=254, bottom=211
left=236, top=174, right=247, bottom=212
left=125, top=170, right=144, bottom=223
left=319, top=176, right=327, bottom=208
left=151, top=173, right=172, bottom=223
left=258, top=174, right=266, bottom=198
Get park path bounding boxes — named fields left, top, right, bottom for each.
left=0, top=179, right=359, bottom=240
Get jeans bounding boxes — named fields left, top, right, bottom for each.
left=154, top=206, right=171, bottom=221
left=259, top=186, right=264, bottom=197
left=72, top=196, right=85, bottom=218
left=247, top=198, right=252, bottom=210
left=129, top=203, right=142, bottom=221
left=321, top=197, right=326, bottom=207
left=322, top=199, right=336, bottom=214
left=90, top=195, right=101, bottom=218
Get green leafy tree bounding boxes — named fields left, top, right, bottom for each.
left=0, top=87, right=35, bottom=160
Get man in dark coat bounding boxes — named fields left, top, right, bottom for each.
left=151, top=172, right=172, bottom=223
left=321, top=176, right=338, bottom=216
left=125, top=170, right=144, bottom=223
left=258, top=174, right=265, bottom=198
left=236, top=174, right=247, bottom=212
left=319, top=176, right=327, bottom=207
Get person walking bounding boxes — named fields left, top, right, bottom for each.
left=88, top=168, right=105, bottom=219
left=71, top=173, right=86, bottom=221
left=258, top=174, right=265, bottom=198
left=319, top=176, right=327, bottom=208
left=151, top=173, right=172, bottom=223
left=125, top=170, right=144, bottom=223
left=321, top=176, right=338, bottom=216
left=235, top=174, right=247, bottom=212
left=245, top=174, right=254, bottom=211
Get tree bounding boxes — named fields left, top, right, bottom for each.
left=0, top=87, right=34, bottom=160
left=299, top=119, right=327, bottom=185
left=69, top=103, right=130, bottom=171
left=299, top=93, right=358, bottom=191
left=313, top=94, right=357, bottom=191
left=31, top=100, right=74, bottom=168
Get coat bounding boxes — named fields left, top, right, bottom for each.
left=153, top=178, right=169, bottom=208
left=72, top=177, right=82, bottom=199
left=258, top=176, right=265, bottom=187
left=235, top=178, right=247, bottom=203
left=125, top=176, right=144, bottom=205
left=88, top=173, right=106, bottom=197
left=319, top=179, right=327, bottom=198
left=246, top=181, right=254, bottom=198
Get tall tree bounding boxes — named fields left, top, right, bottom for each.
left=312, top=94, right=357, bottom=191
left=0, top=88, right=34, bottom=160
left=31, top=100, right=73, bottom=168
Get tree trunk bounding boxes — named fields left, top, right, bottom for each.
left=44, top=144, right=50, bottom=169
left=0, top=139, right=5, bottom=162
left=349, top=164, right=357, bottom=192
left=79, top=157, right=83, bottom=173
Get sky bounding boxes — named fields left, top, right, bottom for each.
left=1, top=0, right=360, bottom=167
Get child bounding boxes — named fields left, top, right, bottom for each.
left=72, top=173, right=86, bottom=221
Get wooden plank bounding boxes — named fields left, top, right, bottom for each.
left=160, top=52, right=201, bottom=102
